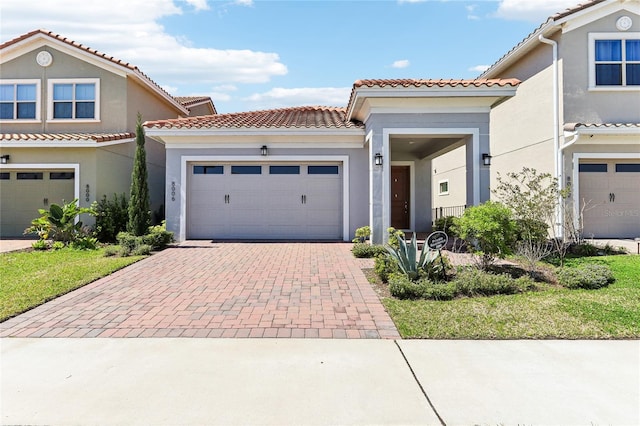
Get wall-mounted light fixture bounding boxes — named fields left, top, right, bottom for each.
left=260, top=145, right=268, bottom=156
left=374, top=152, right=383, bottom=166
left=482, top=153, right=492, bottom=166
left=0, top=155, right=9, bottom=164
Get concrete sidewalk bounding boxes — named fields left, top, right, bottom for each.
left=2, top=339, right=638, bottom=425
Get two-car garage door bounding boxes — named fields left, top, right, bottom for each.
left=579, top=160, right=640, bottom=238
left=187, top=163, right=343, bottom=240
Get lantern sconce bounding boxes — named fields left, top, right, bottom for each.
left=374, top=152, right=383, bottom=166
left=482, top=153, right=492, bottom=166
left=260, top=145, right=268, bottom=156
left=0, top=155, right=9, bottom=164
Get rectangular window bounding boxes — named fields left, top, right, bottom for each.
left=438, top=180, right=449, bottom=195
left=0, top=80, right=40, bottom=121
left=50, top=172, right=75, bottom=180
left=308, top=165, right=339, bottom=175
left=579, top=163, right=608, bottom=172
left=231, top=165, right=262, bottom=175
left=17, top=172, right=43, bottom=180
left=0, top=172, right=9, bottom=180
left=590, top=34, right=640, bottom=88
left=193, top=165, right=223, bottom=175
left=616, top=163, right=640, bottom=172
left=270, top=165, right=300, bottom=175
left=48, top=79, right=99, bottom=121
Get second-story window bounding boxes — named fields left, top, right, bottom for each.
left=590, top=33, right=640, bottom=88
left=0, top=80, right=40, bottom=121
left=48, top=78, right=100, bottom=121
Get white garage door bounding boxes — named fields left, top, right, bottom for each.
left=187, top=163, right=342, bottom=240
left=0, top=170, right=75, bottom=237
left=579, top=160, right=640, bottom=238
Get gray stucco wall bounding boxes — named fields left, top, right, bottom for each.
left=164, top=146, right=369, bottom=241
left=560, top=10, right=640, bottom=124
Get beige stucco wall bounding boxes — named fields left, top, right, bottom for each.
left=431, top=145, right=467, bottom=209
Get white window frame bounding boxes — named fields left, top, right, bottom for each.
left=438, top=179, right=450, bottom=196
left=0, top=79, right=41, bottom=123
left=588, top=32, right=640, bottom=91
left=47, top=78, right=100, bottom=122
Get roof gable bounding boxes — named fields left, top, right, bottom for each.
left=0, top=29, right=188, bottom=115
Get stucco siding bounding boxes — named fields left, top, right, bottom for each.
left=560, top=11, right=640, bottom=124
left=432, top=145, right=467, bottom=209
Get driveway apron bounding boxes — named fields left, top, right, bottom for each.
left=1, top=241, right=399, bottom=339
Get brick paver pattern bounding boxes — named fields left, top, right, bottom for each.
left=1, top=242, right=400, bottom=339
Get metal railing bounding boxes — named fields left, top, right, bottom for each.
left=432, top=205, right=467, bottom=221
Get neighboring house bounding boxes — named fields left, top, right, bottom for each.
left=435, top=0, right=640, bottom=238
left=0, top=29, right=199, bottom=237
left=146, top=0, right=638, bottom=243
left=175, top=96, right=217, bottom=117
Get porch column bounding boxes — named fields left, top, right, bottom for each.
left=370, top=130, right=389, bottom=244
left=465, top=130, right=490, bottom=207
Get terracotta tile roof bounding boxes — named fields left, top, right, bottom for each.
left=352, top=78, right=521, bottom=89
left=1, top=29, right=187, bottom=115
left=145, top=106, right=363, bottom=130
left=481, top=1, right=607, bottom=78
left=175, top=96, right=213, bottom=107
left=564, top=123, right=640, bottom=131
left=0, top=132, right=135, bottom=143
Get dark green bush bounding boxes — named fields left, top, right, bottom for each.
left=556, top=264, right=614, bottom=289
left=132, top=244, right=152, bottom=256
left=571, top=243, right=599, bottom=257
left=351, top=243, right=387, bottom=258
left=514, top=218, right=548, bottom=242
left=452, top=267, right=536, bottom=297
left=94, top=194, right=129, bottom=243
left=374, top=254, right=399, bottom=283
left=433, top=216, right=459, bottom=237
left=143, top=222, right=174, bottom=250
left=388, top=273, right=456, bottom=300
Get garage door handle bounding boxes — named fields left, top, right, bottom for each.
left=301, top=195, right=307, bottom=204
left=609, top=193, right=615, bottom=203
left=225, top=194, right=230, bottom=204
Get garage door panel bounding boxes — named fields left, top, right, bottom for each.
left=187, top=162, right=343, bottom=240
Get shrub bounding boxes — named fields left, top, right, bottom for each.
left=388, top=273, right=455, bottom=301
left=51, top=241, right=65, bottom=250
left=387, top=227, right=405, bottom=250
left=71, top=236, right=98, bottom=251
left=571, top=243, right=599, bottom=256
left=132, top=244, right=152, bottom=256
left=103, top=245, right=120, bottom=257
left=452, top=201, right=516, bottom=270
left=374, top=254, right=398, bottom=283
left=556, top=264, right=614, bottom=289
left=143, top=221, right=174, bottom=250
left=24, top=198, right=95, bottom=245
left=352, top=226, right=371, bottom=243
left=352, top=243, right=386, bottom=258
left=452, top=267, right=535, bottom=297
left=433, top=216, right=459, bottom=237
left=94, top=193, right=128, bottom=243
left=32, top=239, right=49, bottom=250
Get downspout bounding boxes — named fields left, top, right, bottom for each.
left=538, top=34, right=561, bottom=236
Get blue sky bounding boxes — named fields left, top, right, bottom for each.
left=1, top=0, right=581, bottom=113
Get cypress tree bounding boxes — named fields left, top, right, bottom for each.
left=128, top=113, right=150, bottom=236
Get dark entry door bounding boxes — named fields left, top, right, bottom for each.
left=391, top=166, right=410, bottom=229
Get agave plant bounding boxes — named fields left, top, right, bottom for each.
left=385, top=233, right=440, bottom=281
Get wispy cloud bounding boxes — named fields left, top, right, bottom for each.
left=244, top=87, right=351, bottom=109
left=466, top=4, right=480, bottom=20
left=0, top=0, right=287, bottom=85
left=495, top=0, right=580, bottom=22
left=469, top=65, right=490, bottom=73
left=233, top=0, right=253, bottom=6
left=391, top=59, right=410, bottom=69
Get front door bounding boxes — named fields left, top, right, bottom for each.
left=391, top=166, right=410, bottom=229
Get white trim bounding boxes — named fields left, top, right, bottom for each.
left=179, top=155, right=350, bottom=242
left=0, top=163, right=81, bottom=208
left=382, top=127, right=480, bottom=232
left=391, top=161, right=416, bottom=231
left=438, top=179, right=450, bottom=196
left=366, top=130, right=374, bottom=242
left=0, top=79, right=42, bottom=122
left=147, top=128, right=364, bottom=138
left=164, top=141, right=364, bottom=149
left=572, top=152, right=640, bottom=232
left=587, top=32, right=640, bottom=90
left=46, top=78, right=101, bottom=122
left=573, top=126, right=640, bottom=136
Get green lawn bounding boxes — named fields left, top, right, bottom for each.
left=383, top=255, right=640, bottom=339
left=0, top=248, right=144, bottom=322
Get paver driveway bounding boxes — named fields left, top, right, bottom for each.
left=1, top=241, right=399, bottom=339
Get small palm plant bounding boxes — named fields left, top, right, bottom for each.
left=386, top=233, right=440, bottom=281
